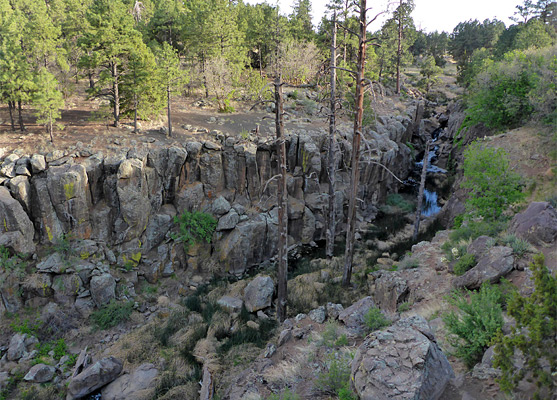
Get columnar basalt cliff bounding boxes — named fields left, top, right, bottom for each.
left=0, top=102, right=423, bottom=277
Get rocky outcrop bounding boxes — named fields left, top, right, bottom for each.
left=339, top=296, right=376, bottom=336
left=509, top=201, right=557, bottom=245
left=243, top=275, right=274, bottom=312
left=0, top=102, right=421, bottom=275
left=66, top=356, right=123, bottom=400
left=453, top=246, right=514, bottom=289
left=101, top=363, right=158, bottom=400
left=352, top=315, right=454, bottom=400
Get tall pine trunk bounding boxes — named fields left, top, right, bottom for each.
left=134, top=94, right=138, bottom=134
left=17, top=101, right=24, bottom=132
left=343, top=0, right=367, bottom=287
left=167, top=86, right=172, bottom=137
left=8, top=101, right=15, bottom=131
left=275, top=76, right=288, bottom=322
left=413, top=141, right=430, bottom=241
left=112, top=62, right=120, bottom=127
left=326, top=13, right=338, bottom=260
left=48, top=112, right=54, bottom=143
left=396, top=0, right=403, bottom=94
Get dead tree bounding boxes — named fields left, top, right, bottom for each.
left=275, top=75, right=288, bottom=322
left=396, top=0, right=403, bottom=94
left=342, top=0, right=368, bottom=287
left=412, top=140, right=430, bottom=241
left=326, top=12, right=338, bottom=260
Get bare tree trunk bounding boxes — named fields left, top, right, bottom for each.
left=258, top=45, right=263, bottom=77
left=343, top=0, right=367, bottom=287
left=48, top=114, right=54, bottom=143
left=133, top=94, right=138, bottom=134
left=88, top=71, right=94, bottom=89
left=396, top=0, right=403, bottom=94
left=17, top=100, right=24, bottom=132
left=413, top=140, right=430, bottom=242
left=326, top=13, right=338, bottom=260
left=112, top=62, right=120, bottom=127
left=167, top=87, right=172, bottom=137
left=275, top=75, right=288, bottom=322
left=8, top=101, right=15, bottom=131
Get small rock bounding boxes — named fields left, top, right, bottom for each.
left=277, top=329, right=292, bottom=347
left=217, top=296, right=243, bottom=312
left=264, top=343, right=276, bottom=358
left=243, top=276, right=274, bottom=312
left=309, top=306, right=326, bottom=324
left=24, top=364, right=56, bottom=383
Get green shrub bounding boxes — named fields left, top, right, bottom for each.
left=398, top=302, right=411, bottom=312
left=364, top=307, right=390, bottom=333
left=314, top=352, right=352, bottom=394
left=91, top=300, right=134, bottom=330
left=493, top=254, right=556, bottom=399
left=267, top=389, right=301, bottom=400
left=384, top=193, right=415, bottom=214
left=219, top=318, right=277, bottom=354
left=499, top=234, right=533, bottom=258
left=443, top=284, right=504, bottom=368
left=462, top=142, right=524, bottom=221
left=172, top=211, right=217, bottom=252
left=320, top=321, right=348, bottom=348
left=453, top=253, right=477, bottom=276
left=9, top=318, right=40, bottom=336
left=398, top=257, right=420, bottom=270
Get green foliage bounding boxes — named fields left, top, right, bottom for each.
left=0, top=246, right=25, bottom=276
left=382, top=193, right=415, bottom=214
left=398, top=302, right=412, bottom=312
left=267, top=389, right=301, bottom=400
left=218, top=318, right=277, bottom=354
left=33, top=69, right=64, bottom=141
left=172, top=211, right=217, bottom=252
left=364, top=307, right=391, bottom=333
left=398, top=256, right=421, bottom=270
left=453, top=253, right=477, bottom=276
left=443, top=284, right=504, bottom=368
left=91, top=300, right=134, bottom=330
left=493, top=254, right=556, bottom=399
left=320, top=321, right=348, bottom=348
left=154, top=309, right=190, bottom=347
left=462, top=142, right=524, bottom=221
left=463, top=47, right=557, bottom=130
left=418, top=55, right=442, bottom=92
left=314, top=351, right=355, bottom=398
left=499, top=234, right=533, bottom=258
left=10, top=318, right=40, bottom=336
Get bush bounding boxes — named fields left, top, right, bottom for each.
left=499, top=234, right=533, bottom=258
left=462, top=141, right=524, bottom=221
left=91, top=300, right=134, bottom=330
left=463, top=47, right=556, bottom=130
left=493, top=254, right=556, bottom=399
left=314, top=352, right=354, bottom=397
left=443, top=284, right=504, bottom=368
left=267, top=389, right=301, bottom=400
left=172, top=211, right=217, bottom=252
left=384, top=193, right=415, bottom=214
left=364, top=307, right=391, bottom=333
left=453, top=253, right=477, bottom=276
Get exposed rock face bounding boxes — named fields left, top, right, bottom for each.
left=66, top=356, right=123, bottom=400
left=509, top=202, right=557, bottom=245
left=339, top=296, right=376, bottom=336
left=101, top=363, right=158, bottom=400
left=90, top=273, right=116, bottom=307
left=243, top=275, right=274, bottom=312
left=0, top=186, right=35, bottom=254
left=453, top=246, right=514, bottom=289
left=0, top=103, right=421, bottom=275
left=352, top=315, right=454, bottom=400
left=373, top=273, right=409, bottom=313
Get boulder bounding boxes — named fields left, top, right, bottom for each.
left=36, top=252, right=66, bottom=273
left=217, top=296, right=243, bottom=312
left=309, top=306, right=326, bottom=323
left=467, top=235, right=493, bottom=259
left=90, top=273, right=116, bottom=307
left=101, top=363, right=158, bottom=400
left=509, top=202, right=557, bottom=245
left=243, top=275, right=274, bottom=312
left=352, top=315, right=454, bottom=400
left=212, top=196, right=231, bottom=216
left=66, top=357, right=123, bottom=400
left=373, top=272, right=409, bottom=313
left=0, top=186, right=35, bottom=254
left=7, top=333, right=28, bottom=361
left=216, top=210, right=239, bottom=231
left=24, top=363, right=56, bottom=383
left=7, top=175, right=31, bottom=213
left=453, top=246, right=514, bottom=289
left=143, top=213, right=172, bottom=251
left=339, top=296, right=376, bottom=336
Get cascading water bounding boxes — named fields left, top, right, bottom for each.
left=403, top=127, right=446, bottom=217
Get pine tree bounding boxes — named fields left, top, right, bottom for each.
left=33, top=69, right=65, bottom=143
left=156, top=42, right=185, bottom=137
left=79, top=0, right=145, bottom=127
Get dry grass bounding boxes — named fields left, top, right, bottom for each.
left=263, top=344, right=316, bottom=388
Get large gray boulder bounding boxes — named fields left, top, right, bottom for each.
left=24, top=363, right=56, bottom=383
left=352, top=315, right=454, bottom=400
left=90, top=273, right=116, bottom=307
left=101, top=363, right=158, bottom=400
left=0, top=186, right=35, bottom=254
left=243, top=275, right=274, bottom=312
left=373, top=272, right=409, bottom=313
left=66, top=357, right=123, bottom=400
left=509, top=202, right=557, bottom=245
left=453, top=246, right=514, bottom=289
left=339, top=296, right=376, bottom=336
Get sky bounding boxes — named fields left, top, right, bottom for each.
left=244, top=0, right=519, bottom=33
